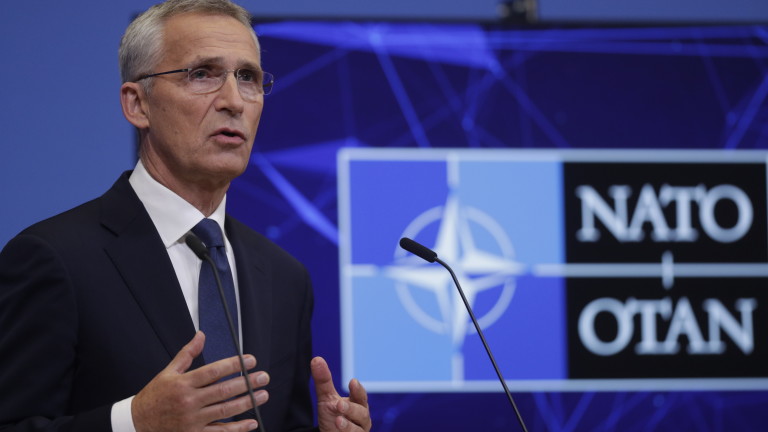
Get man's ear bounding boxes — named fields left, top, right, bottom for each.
left=120, top=82, right=150, bottom=129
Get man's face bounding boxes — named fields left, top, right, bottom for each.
left=139, top=12, right=263, bottom=189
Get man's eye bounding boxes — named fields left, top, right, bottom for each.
left=236, top=69, right=259, bottom=83
left=189, top=68, right=213, bottom=80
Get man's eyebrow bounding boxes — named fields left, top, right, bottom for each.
left=237, top=60, right=262, bottom=71
left=188, top=56, right=224, bottom=66
left=188, top=56, right=261, bottom=71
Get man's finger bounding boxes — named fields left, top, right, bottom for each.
left=187, top=353, right=258, bottom=388
left=202, top=418, right=259, bottom=432
left=168, top=331, right=206, bottom=374
left=348, top=378, right=368, bottom=409
left=335, top=397, right=371, bottom=431
left=199, top=390, right=269, bottom=425
left=197, top=370, right=270, bottom=408
left=311, top=356, right=340, bottom=401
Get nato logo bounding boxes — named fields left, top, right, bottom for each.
left=339, top=148, right=768, bottom=392
left=338, top=149, right=567, bottom=392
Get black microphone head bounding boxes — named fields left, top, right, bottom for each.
left=399, top=237, right=438, bottom=263
left=185, top=233, right=210, bottom=260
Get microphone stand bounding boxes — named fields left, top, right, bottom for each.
left=400, top=237, right=529, bottom=432
left=436, top=257, right=529, bottom=432
left=186, top=234, right=267, bottom=431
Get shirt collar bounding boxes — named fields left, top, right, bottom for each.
left=128, top=160, right=227, bottom=248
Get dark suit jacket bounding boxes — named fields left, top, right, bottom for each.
left=0, top=172, right=317, bottom=432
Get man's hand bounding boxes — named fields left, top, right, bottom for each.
left=132, top=331, right=270, bottom=432
left=312, top=356, right=371, bottom=432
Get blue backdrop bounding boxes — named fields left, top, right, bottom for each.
left=229, top=22, right=768, bottom=431
left=3, top=3, right=768, bottom=431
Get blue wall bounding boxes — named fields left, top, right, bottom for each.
left=237, top=21, right=768, bottom=431
left=0, top=1, right=157, bottom=246
left=4, top=2, right=768, bottom=431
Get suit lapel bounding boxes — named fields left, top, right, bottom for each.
left=227, top=217, right=273, bottom=369
left=100, top=173, right=202, bottom=369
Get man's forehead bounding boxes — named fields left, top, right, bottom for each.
left=161, top=13, right=260, bottom=63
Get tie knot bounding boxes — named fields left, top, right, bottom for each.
left=192, top=218, right=225, bottom=248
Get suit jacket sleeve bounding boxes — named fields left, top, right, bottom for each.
left=0, top=233, right=113, bottom=432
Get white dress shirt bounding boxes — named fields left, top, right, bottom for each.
left=111, top=160, right=241, bottom=432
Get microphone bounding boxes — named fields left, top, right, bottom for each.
left=185, top=233, right=267, bottom=431
left=399, top=237, right=529, bottom=432
left=398, top=237, right=437, bottom=263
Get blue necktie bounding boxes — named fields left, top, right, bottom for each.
left=192, top=218, right=239, bottom=367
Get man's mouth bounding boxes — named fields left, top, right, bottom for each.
left=212, top=128, right=246, bottom=141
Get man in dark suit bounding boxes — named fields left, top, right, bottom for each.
left=0, top=1, right=371, bottom=431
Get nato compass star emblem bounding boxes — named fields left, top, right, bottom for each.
left=385, top=192, right=525, bottom=377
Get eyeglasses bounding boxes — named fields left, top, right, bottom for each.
left=134, top=66, right=274, bottom=100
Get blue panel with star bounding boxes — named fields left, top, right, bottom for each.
left=341, top=150, right=567, bottom=389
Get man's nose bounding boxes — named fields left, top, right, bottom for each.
left=214, top=72, right=245, bottom=114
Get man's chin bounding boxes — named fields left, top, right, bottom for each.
left=202, top=161, right=249, bottom=184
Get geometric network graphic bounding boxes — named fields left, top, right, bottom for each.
left=227, top=22, right=768, bottom=431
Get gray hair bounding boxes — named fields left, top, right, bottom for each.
left=118, top=0, right=258, bottom=87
